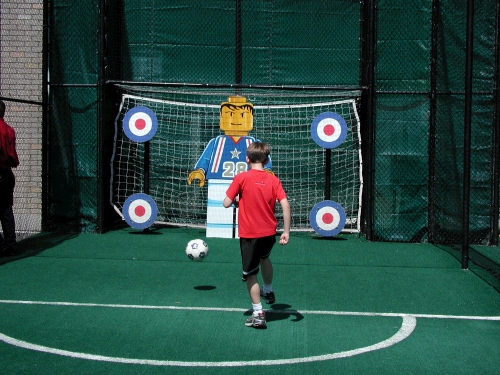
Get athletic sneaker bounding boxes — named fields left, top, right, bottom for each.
left=260, top=290, right=275, bottom=304
left=245, top=312, right=266, bottom=328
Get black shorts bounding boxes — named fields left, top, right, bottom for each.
left=240, top=235, right=276, bottom=281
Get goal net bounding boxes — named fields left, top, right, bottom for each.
left=110, top=85, right=362, bottom=233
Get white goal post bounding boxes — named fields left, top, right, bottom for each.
left=110, top=86, right=362, bottom=233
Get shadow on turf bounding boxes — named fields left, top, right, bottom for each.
left=311, top=236, right=348, bottom=241
left=127, top=227, right=163, bottom=235
left=243, top=303, right=305, bottom=323
left=0, top=232, right=78, bottom=266
left=194, top=285, right=216, bottom=290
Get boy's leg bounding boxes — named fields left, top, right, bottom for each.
left=0, top=170, right=16, bottom=253
left=245, top=274, right=266, bottom=328
left=259, top=238, right=276, bottom=304
left=241, top=237, right=270, bottom=327
left=260, top=257, right=273, bottom=285
left=0, top=205, right=16, bottom=251
left=246, top=274, right=261, bottom=304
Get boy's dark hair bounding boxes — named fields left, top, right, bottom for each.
left=247, top=142, right=270, bottom=164
left=0, top=100, right=5, bottom=118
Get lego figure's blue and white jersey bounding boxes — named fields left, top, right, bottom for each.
left=194, top=135, right=272, bottom=180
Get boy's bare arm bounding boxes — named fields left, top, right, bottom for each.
left=223, top=195, right=239, bottom=208
left=223, top=196, right=233, bottom=208
left=279, top=198, right=291, bottom=245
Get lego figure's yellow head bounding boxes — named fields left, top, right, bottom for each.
left=220, top=96, right=253, bottom=137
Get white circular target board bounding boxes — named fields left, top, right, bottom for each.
left=310, top=112, right=348, bottom=149
left=309, top=200, right=346, bottom=237
left=122, top=106, right=158, bottom=142
left=122, top=193, right=158, bottom=230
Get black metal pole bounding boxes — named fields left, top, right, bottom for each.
left=462, top=0, right=475, bottom=269
left=325, top=149, right=331, bottom=200
left=360, top=0, right=376, bottom=240
left=42, top=0, right=50, bottom=232
left=144, top=142, right=150, bottom=195
left=106, top=80, right=364, bottom=91
left=97, top=0, right=107, bottom=233
left=235, top=0, right=242, bottom=84
left=428, top=0, right=439, bottom=244
left=142, top=142, right=150, bottom=232
left=490, top=0, right=500, bottom=245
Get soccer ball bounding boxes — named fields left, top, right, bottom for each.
left=185, top=239, right=209, bottom=261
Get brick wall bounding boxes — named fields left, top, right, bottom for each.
left=0, top=0, right=43, bottom=238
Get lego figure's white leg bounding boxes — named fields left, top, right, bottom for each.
left=206, top=179, right=233, bottom=238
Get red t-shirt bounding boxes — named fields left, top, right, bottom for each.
left=226, top=169, right=287, bottom=238
left=0, top=118, right=19, bottom=168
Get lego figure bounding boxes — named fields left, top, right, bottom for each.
left=187, top=96, right=271, bottom=238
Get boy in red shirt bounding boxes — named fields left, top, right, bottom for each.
left=0, top=100, right=20, bottom=256
left=223, top=142, right=291, bottom=328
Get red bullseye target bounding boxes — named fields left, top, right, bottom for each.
left=322, top=212, right=334, bottom=225
left=309, top=200, right=346, bottom=237
left=135, top=118, right=146, bottom=130
left=134, top=205, right=146, bottom=217
left=310, top=112, right=348, bottom=149
left=122, top=193, right=158, bottom=230
left=123, top=106, right=158, bottom=142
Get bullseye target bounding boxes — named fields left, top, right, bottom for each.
left=309, top=200, right=346, bottom=237
left=123, top=106, right=158, bottom=142
left=310, top=112, right=348, bottom=149
left=122, top=193, right=158, bottom=230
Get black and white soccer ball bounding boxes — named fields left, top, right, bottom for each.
left=185, top=239, right=209, bottom=261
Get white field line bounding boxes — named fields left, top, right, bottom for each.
left=0, top=299, right=497, bottom=367
left=0, top=299, right=499, bottom=321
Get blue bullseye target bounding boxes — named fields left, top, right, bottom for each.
left=309, top=200, right=346, bottom=237
left=310, top=112, right=348, bottom=149
left=123, top=106, right=158, bottom=142
left=122, top=193, right=158, bottom=230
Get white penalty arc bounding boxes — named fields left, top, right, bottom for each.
left=0, top=314, right=416, bottom=367
left=2, top=300, right=499, bottom=367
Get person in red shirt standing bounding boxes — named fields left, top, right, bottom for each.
left=0, top=100, right=20, bottom=256
left=223, top=141, right=291, bottom=329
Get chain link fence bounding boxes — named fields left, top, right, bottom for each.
left=0, top=0, right=43, bottom=240
left=373, top=0, right=498, bottom=245
left=1, top=1, right=499, bottom=255
left=46, top=1, right=99, bottom=232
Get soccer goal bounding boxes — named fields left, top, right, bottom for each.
left=110, top=85, right=362, bottom=233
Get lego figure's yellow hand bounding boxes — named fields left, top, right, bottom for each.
left=187, top=169, right=206, bottom=187
left=264, top=168, right=275, bottom=176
